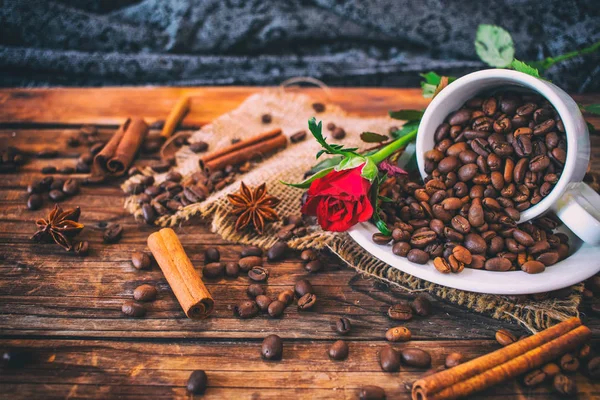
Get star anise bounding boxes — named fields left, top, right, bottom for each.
left=227, top=182, right=280, bottom=234
left=31, top=204, right=84, bottom=251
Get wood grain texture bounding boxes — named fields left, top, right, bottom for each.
left=0, top=88, right=599, bottom=399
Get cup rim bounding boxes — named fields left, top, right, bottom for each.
left=416, top=69, right=588, bottom=223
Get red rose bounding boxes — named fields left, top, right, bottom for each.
left=301, top=166, right=373, bottom=232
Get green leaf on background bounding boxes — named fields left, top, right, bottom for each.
left=390, top=120, right=420, bottom=139
left=306, top=155, right=343, bottom=175
left=420, top=72, right=457, bottom=98
left=475, top=24, right=515, bottom=67
left=586, top=121, right=596, bottom=134
left=308, top=117, right=359, bottom=159
left=280, top=166, right=335, bottom=189
left=583, top=104, right=600, bottom=115
left=389, top=109, right=424, bottom=120
left=510, top=59, right=540, bottom=78
left=360, top=131, right=389, bottom=143
left=360, top=157, right=378, bottom=182
left=369, top=176, right=392, bottom=236
left=375, top=220, right=392, bottom=236
left=529, top=40, right=600, bottom=73
left=336, top=155, right=366, bottom=171
left=420, top=71, right=443, bottom=85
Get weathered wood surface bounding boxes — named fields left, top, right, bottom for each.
left=0, top=88, right=599, bottom=399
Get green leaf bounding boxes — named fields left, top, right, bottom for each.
left=360, top=157, right=378, bottom=182
left=308, top=117, right=359, bottom=159
left=306, top=155, right=343, bottom=175
left=369, top=177, right=392, bottom=236
left=336, top=156, right=366, bottom=171
left=421, top=82, right=438, bottom=98
left=389, top=109, right=424, bottom=121
left=375, top=220, right=392, bottom=236
left=360, top=131, right=389, bottom=143
left=280, top=166, right=335, bottom=189
left=420, top=72, right=457, bottom=98
left=475, top=24, right=515, bottom=68
left=419, top=71, right=443, bottom=85
left=583, top=104, right=600, bottom=115
left=390, top=120, right=420, bottom=139
left=510, top=59, right=540, bottom=78
left=586, top=121, right=596, bottom=134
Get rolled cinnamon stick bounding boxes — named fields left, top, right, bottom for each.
left=93, top=118, right=148, bottom=177
left=412, top=317, right=591, bottom=400
left=161, top=96, right=190, bottom=138
left=199, top=128, right=287, bottom=173
left=147, top=228, right=214, bottom=319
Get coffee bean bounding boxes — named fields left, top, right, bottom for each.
left=103, top=223, right=123, bottom=243
left=553, top=374, right=576, bottom=396
left=239, top=256, right=262, bottom=272
left=433, top=257, right=451, bottom=273
left=290, top=130, right=307, bottom=143
left=131, top=251, right=151, bottom=270
left=485, top=257, right=512, bottom=271
left=379, top=346, right=401, bottom=372
left=411, top=295, right=432, bottom=316
left=560, top=353, right=580, bottom=373
left=41, top=165, right=57, bottom=174
left=189, top=141, right=209, bottom=153
left=267, top=241, right=288, bottom=261
left=305, top=260, right=323, bottom=273
left=406, top=249, right=428, bottom=264
left=401, top=348, right=431, bottom=368
left=328, top=340, right=349, bottom=360
left=359, top=386, right=386, bottom=400
left=133, top=284, right=157, bottom=302
left=297, top=293, right=316, bottom=310
left=294, top=279, right=314, bottom=297
left=203, top=262, right=225, bottom=279
left=241, top=246, right=262, bottom=257
left=524, top=369, right=547, bottom=387
left=385, top=326, right=411, bottom=342
left=513, top=229, right=534, bottom=246
left=62, top=178, right=80, bottom=196
left=247, top=284, right=264, bottom=298
left=277, top=289, right=295, bottom=305
left=248, top=266, right=269, bottom=282
left=334, top=317, right=352, bottom=335
left=388, top=302, right=413, bottom=321
left=186, top=370, right=208, bottom=394
left=445, top=352, right=464, bottom=368
left=372, top=232, right=392, bottom=245
left=495, top=329, right=517, bottom=346
left=141, top=203, right=157, bottom=224
left=312, top=102, right=326, bottom=112
left=300, top=249, right=318, bottom=262
left=255, top=295, right=273, bottom=312
left=268, top=300, right=285, bottom=318
left=587, top=356, right=600, bottom=379
left=536, top=251, right=559, bottom=266
left=48, top=189, right=66, bottom=202
left=332, top=127, right=346, bottom=139
left=204, top=247, right=220, bottom=263
left=521, top=260, right=545, bottom=274
left=261, top=334, right=283, bottom=360
left=225, top=262, right=240, bottom=278
left=392, top=242, right=411, bottom=257
left=235, top=300, right=259, bottom=319
left=74, top=241, right=89, bottom=256
left=121, top=300, right=146, bottom=317
left=26, top=194, right=43, bottom=210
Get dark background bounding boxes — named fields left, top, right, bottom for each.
left=1, top=0, right=599, bottom=91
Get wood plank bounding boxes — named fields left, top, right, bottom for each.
left=1, top=338, right=598, bottom=399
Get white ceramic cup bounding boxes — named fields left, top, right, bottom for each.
left=416, top=69, right=600, bottom=245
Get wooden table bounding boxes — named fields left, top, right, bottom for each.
left=0, top=88, right=599, bottom=399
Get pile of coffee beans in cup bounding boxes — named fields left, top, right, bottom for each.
left=375, top=91, right=571, bottom=274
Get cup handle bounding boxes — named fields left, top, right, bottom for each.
left=552, top=182, right=600, bottom=245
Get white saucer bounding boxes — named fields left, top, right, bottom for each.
left=348, top=223, right=600, bottom=295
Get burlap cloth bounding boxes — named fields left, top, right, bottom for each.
left=123, top=89, right=582, bottom=332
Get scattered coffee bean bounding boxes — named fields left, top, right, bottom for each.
left=133, top=284, right=157, bottom=302
left=305, top=259, right=323, bottom=273
left=186, top=370, right=208, bottom=394
left=587, top=356, right=600, bottom=379
left=385, top=326, right=411, bottom=342
left=255, top=295, right=273, bottom=312
left=204, top=247, right=220, bottom=263
left=62, top=178, right=80, bottom=196
left=495, top=329, right=517, bottom=346
left=277, top=289, right=295, bottom=305
left=59, top=166, right=75, bottom=174
left=37, top=148, right=58, bottom=158
left=189, top=141, right=209, bottom=153
left=247, top=284, right=264, bottom=298
left=401, top=348, right=432, bottom=368
left=379, top=346, right=401, bottom=372
left=225, top=262, right=240, bottom=278
left=103, top=224, right=123, bottom=243
left=524, top=368, right=547, bottom=387
left=267, top=241, right=288, bottom=261
left=334, top=317, right=352, bottom=335
left=388, top=302, right=413, bottom=321
left=41, top=165, right=57, bottom=174
left=151, top=162, right=171, bottom=173
left=411, top=295, right=432, bottom=316
left=445, top=352, right=464, bottom=368
left=238, top=256, right=262, bottom=272
left=553, top=373, right=576, bottom=396
left=294, top=279, right=314, bottom=297
left=297, top=293, right=316, bottom=310
left=312, top=102, right=325, bottom=112
left=203, top=262, right=225, bottom=279
left=332, top=127, right=346, bottom=139
left=74, top=241, right=89, bottom=256
left=235, top=300, right=259, bottom=319
left=359, top=386, right=386, bottom=400
left=26, top=194, right=43, bottom=210
left=241, top=246, right=262, bottom=257
left=248, top=266, right=269, bottom=282
left=300, top=249, right=318, bottom=262
left=560, top=353, right=580, bottom=373
left=328, top=340, right=349, bottom=360
left=141, top=203, right=157, bottom=224
left=261, top=114, right=272, bottom=124
left=121, top=300, right=146, bottom=317
left=48, top=189, right=66, bottom=201
left=407, top=249, right=429, bottom=264
left=268, top=300, right=286, bottom=318
left=261, top=334, right=283, bottom=360
left=522, top=260, right=546, bottom=274
left=291, top=130, right=307, bottom=143
left=131, top=252, right=151, bottom=270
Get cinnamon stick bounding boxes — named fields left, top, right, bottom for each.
left=199, top=128, right=287, bottom=173
left=412, top=317, right=591, bottom=400
left=161, top=96, right=190, bottom=138
left=93, top=118, right=148, bottom=177
left=147, top=228, right=214, bottom=319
